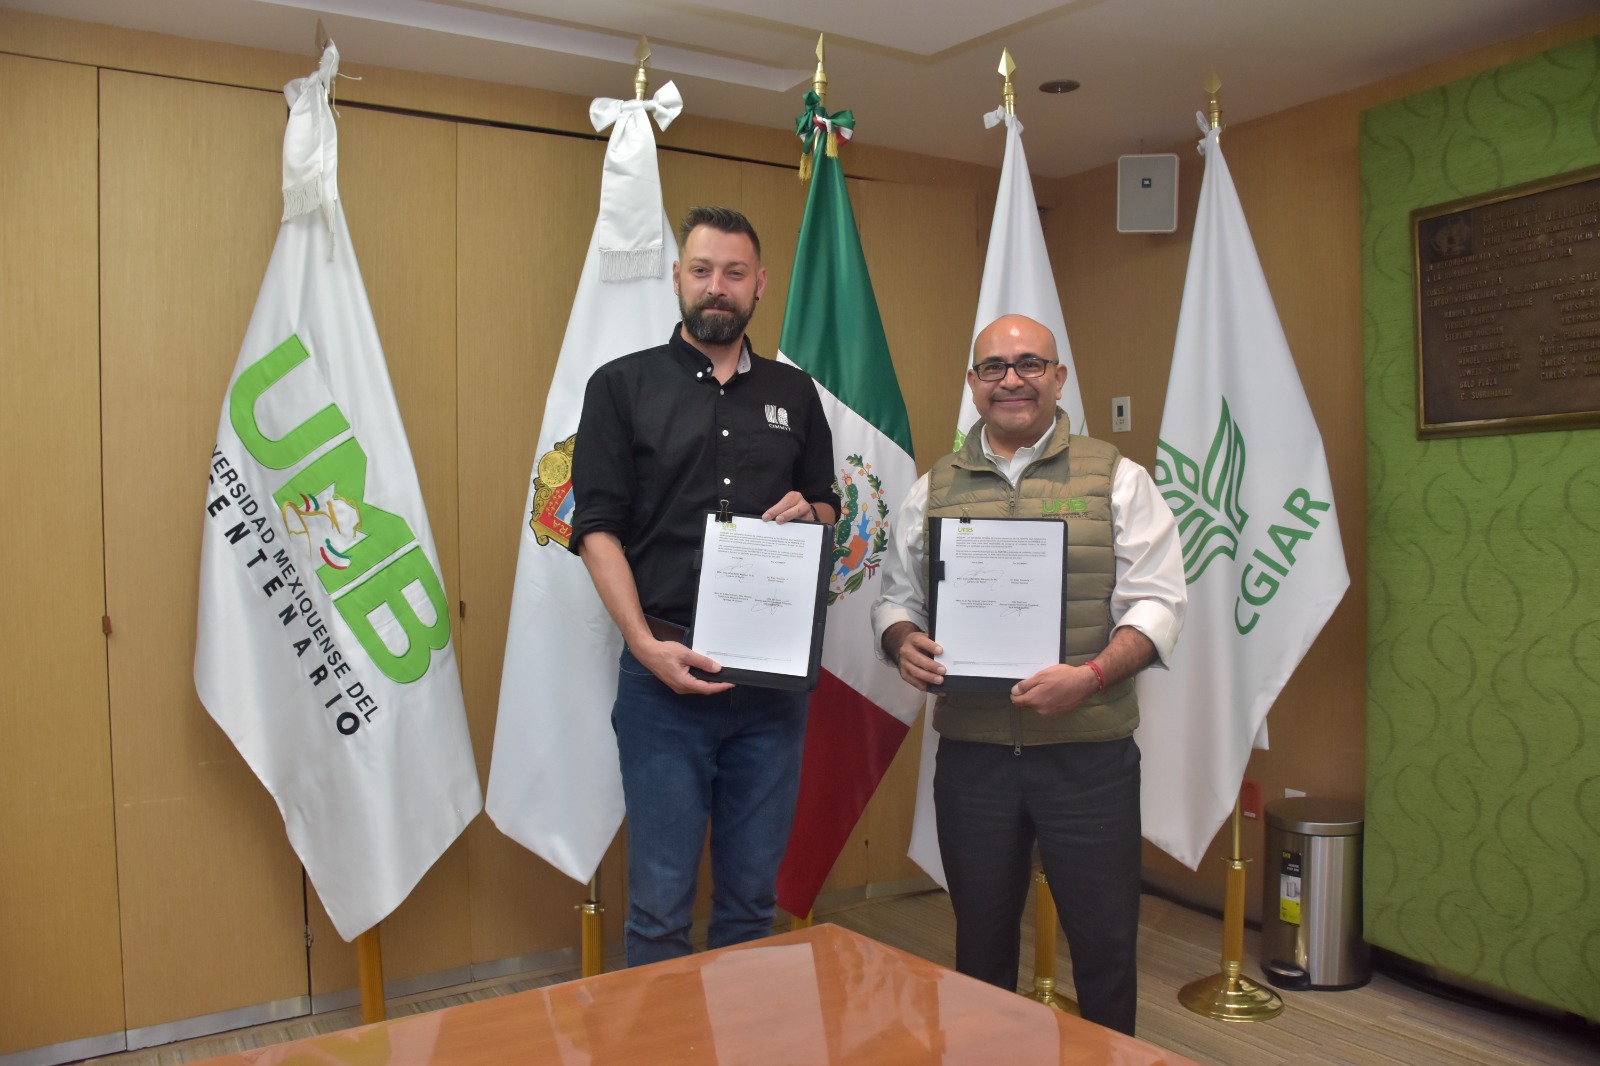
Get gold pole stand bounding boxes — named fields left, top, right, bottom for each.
left=1029, top=870, right=1077, bottom=1013
left=579, top=872, right=605, bottom=978
left=1178, top=801, right=1284, bottom=1022
left=356, top=925, right=385, bottom=1024
left=791, top=911, right=814, bottom=931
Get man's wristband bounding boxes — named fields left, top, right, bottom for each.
left=1086, top=659, right=1107, bottom=692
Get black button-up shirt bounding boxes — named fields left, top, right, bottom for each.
left=569, top=327, right=840, bottom=626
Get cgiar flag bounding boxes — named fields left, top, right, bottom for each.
left=1134, top=115, right=1348, bottom=869
left=194, top=41, right=480, bottom=941
left=485, top=82, right=685, bottom=882
left=908, top=102, right=1086, bottom=888
left=773, top=88, right=922, bottom=918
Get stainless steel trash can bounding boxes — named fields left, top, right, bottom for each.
left=1261, top=798, right=1370, bottom=990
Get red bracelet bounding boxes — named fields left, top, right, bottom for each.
left=1086, top=659, right=1107, bottom=692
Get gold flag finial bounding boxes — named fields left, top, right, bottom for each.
left=634, top=36, right=651, bottom=100
left=1204, top=73, right=1222, bottom=130
left=999, top=48, right=1016, bottom=116
left=813, top=33, right=827, bottom=104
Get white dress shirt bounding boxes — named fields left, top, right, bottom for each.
left=871, top=421, right=1186, bottom=665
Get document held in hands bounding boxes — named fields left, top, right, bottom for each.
left=689, top=513, right=830, bottom=690
left=928, top=517, right=1068, bottom=690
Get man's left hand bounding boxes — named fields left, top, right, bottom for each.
left=1010, top=663, right=1099, bottom=718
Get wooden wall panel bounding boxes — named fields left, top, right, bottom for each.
left=99, top=71, right=309, bottom=1028
left=306, top=105, right=472, bottom=996
left=454, top=122, right=620, bottom=963
left=0, top=53, right=124, bottom=1057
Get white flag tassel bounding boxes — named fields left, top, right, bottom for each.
left=281, top=41, right=340, bottom=252
left=195, top=40, right=481, bottom=941
left=1133, top=118, right=1349, bottom=870
left=485, top=85, right=685, bottom=883
left=590, top=82, right=681, bottom=282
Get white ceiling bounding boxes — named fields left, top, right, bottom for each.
left=8, top=0, right=1593, bottom=176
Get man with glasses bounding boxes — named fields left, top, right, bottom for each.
left=870, top=313, right=1185, bottom=1034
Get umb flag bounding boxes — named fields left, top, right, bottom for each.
left=950, top=109, right=1087, bottom=448
left=774, top=92, right=922, bottom=917
left=1135, top=116, right=1348, bottom=869
left=908, top=106, right=1083, bottom=888
left=485, top=83, right=684, bottom=882
left=194, top=42, right=480, bottom=941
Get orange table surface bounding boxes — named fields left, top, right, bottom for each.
left=195, top=924, right=1199, bottom=1065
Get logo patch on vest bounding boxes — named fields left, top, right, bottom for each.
left=1041, top=497, right=1089, bottom=516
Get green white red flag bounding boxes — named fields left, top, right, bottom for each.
left=774, top=92, right=921, bottom=916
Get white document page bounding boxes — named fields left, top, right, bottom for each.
left=932, top=518, right=1065, bottom=679
left=690, top=515, right=824, bottom=676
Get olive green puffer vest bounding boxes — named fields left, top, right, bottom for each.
left=924, top=416, right=1139, bottom=746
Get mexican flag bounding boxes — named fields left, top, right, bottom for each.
left=1134, top=116, right=1348, bottom=869
left=194, top=41, right=480, bottom=941
left=485, top=84, right=684, bottom=883
left=908, top=107, right=1085, bottom=888
left=773, top=93, right=922, bottom=917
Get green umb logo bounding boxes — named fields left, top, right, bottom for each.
left=1155, top=397, right=1248, bottom=585
left=1155, top=397, right=1332, bottom=634
left=231, top=334, right=452, bottom=684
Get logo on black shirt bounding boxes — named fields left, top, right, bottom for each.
left=765, top=404, right=791, bottom=431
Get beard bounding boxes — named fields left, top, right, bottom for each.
left=680, top=293, right=755, bottom=346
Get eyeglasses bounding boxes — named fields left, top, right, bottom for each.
left=971, top=356, right=1057, bottom=382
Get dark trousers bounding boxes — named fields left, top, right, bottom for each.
left=934, top=735, right=1142, bottom=1035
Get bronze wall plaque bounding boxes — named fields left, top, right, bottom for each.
left=1412, top=164, right=1600, bottom=437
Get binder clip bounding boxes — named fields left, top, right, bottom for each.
left=717, top=499, right=734, bottom=525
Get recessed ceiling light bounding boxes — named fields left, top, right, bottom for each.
left=1039, top=79, right=1081, bottom=94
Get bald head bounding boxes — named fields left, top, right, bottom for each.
left=973, top=314, right=1058, bottom=364
left=967, top=314, right=1067, bottom=458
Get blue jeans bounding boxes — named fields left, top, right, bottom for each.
left=611, top=647, right=809, bottom=966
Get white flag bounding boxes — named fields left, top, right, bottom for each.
left=195, top=42, right=481, bottom=941
left=1134, top=117, right=1349, bottom=869
left=907, top=109, right=1087, bottom=888
left=485, top=84, right=684, bottom=883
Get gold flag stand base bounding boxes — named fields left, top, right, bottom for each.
left=1179, top=964, right=1283, bottom=1022
left=1028, top=870, right=1078, bottom=1014
left=1179, top=799, right=1284, bottom=1023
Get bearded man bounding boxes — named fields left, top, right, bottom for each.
left=568, top=205, right=839, bottom=965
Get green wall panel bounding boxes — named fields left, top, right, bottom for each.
left=1362, top=37, right=1600, bottom=1020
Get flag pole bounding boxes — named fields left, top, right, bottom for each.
left=356, top=926, right=385, bottom=1023
left=579, top=871, right=605, bottom=977
left=1173, top=82, right=1282, bottom=1023
left=1178, top=799, right=1284, bottom=1020
left=997, top=46, right=1073, bottom=1014
left=1030, top=870, right=1076, bottom=1012
left=786, top=34, right=826, bottom=935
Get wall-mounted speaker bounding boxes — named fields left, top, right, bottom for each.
left=1117, top=154, right=1178, bottom=234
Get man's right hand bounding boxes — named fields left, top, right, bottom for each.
left=633, top=637, right=735, bottom=695
left=883, top=621, right=945, bottom=692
